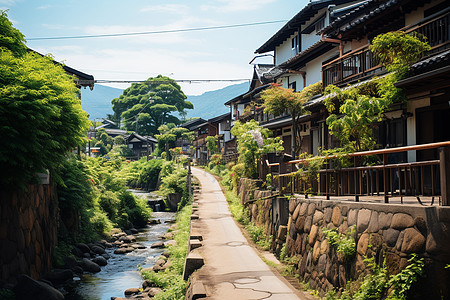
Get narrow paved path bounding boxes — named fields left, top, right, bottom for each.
left=191, top=167, right=311, bottom=300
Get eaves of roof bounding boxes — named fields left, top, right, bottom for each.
left=255, top=0, right=356, bottom=54
left=320, top=0, right=375, bottom=36
left=208, top=112, right=231, bottom=124
left=410, top=49, right=450, bottom=73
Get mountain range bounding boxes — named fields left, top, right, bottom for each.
left=80, top=82, right=250, bottom=121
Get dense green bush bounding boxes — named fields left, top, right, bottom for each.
left=0, top=11, right=90, bottom=188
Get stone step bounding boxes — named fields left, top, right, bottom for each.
left=183, top=251, right=204, bottom=281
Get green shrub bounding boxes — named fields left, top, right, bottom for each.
left=322, top=226, right=356, bottom=261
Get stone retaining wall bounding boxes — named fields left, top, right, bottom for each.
left=0, top=184, right=58, bottom=283
left=241, top=179, right=450, bottom=299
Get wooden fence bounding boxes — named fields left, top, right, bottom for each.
left=259, top=141, right=450, bottom=206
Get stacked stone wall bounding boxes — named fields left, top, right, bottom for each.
left=240, top=179, right=450, bottom=298
left=0, top=184, right=58, bottom=283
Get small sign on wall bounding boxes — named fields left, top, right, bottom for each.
left=299, top=121, right=311, bottom=136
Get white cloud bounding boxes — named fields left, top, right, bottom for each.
left=0, top=0, right=17, bottom=5
left=37, top=4, right=51, bottom=10
left=201, top=0, right=276, bottom=13
left=140, top=4, right=189, bottom=14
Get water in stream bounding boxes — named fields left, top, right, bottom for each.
left=64, top=190, right=174, bottom=300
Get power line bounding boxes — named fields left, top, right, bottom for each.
left=27, top=20, right=287, bottom=41
left=95, top=79, right=250, bottom=84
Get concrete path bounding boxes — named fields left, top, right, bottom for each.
left=190, top=167, right=311, bottom=300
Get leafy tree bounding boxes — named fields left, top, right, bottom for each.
left=0, top=10, right=27, bottom=56
left=370, top=31, right=430, bottom=73
left=231, top=120, right=283, bottom=178
left=205, top=135, right=219, bottom=156
left=111, top=75, right=193, bottom=136
left=0, top=11, right=90, bottom=187
left=323, top=32, right=431, bottom=153
left=261, top=82, right=322, bottom=158
left=324, top=84, right=388, bottom=152
left=155, top=124, right=194, bottom=159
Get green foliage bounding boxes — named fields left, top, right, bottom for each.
left=386, top=254, right=424, bottom=300
left=370, top=31, right=430, bottom=73
left=205, top=135, right=219, bottom=155
left=324, top=84, right=389, bottom=152
left=155, top=124, right=194, bottom=158
left=112, top=75, right=193, bottom=136
left=231, top=120, right=283, bottom=179
left=245, top=223, right=271, bottom=250
left=0, top=288, right=15, bottom=300
left=141, top=204, right=191, bottom=299
left=322, top=226, right=356, bottom=260
left=331, top=254, right=425, bottom=300
left=0, top=45, right=90, bottom=187
left=0, top=10, right=26, bottom=56
left=224, top=189, right=250, bottom=225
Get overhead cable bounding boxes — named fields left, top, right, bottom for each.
left=28, top=20, right=288, bottom=41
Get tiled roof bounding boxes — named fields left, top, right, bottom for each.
left=320, top=0, right=375, bottom=35
left=280, top=40, right=334, bottom=69
left=254, top=65, right=286, bottom=83
left=341, top=0, right=398, bottom=33
left=255, top=0, right=356, bottom=54
left=411, top=49, right=450, bottom=72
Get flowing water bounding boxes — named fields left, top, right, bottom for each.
left=64, top=190, right=174, bottom=300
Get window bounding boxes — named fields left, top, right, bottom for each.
left=315, top=17, right=325, bottom=33
left=289, top=81, right=297, bottom=92
left=291, top=35, right=299, bottom=54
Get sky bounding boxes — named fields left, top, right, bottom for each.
left=3, top=0, right=309, bottom=95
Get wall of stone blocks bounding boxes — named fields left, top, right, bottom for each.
left=0, top=184, right=58, bottom=283
left=242, top=178, right=450, bottom=298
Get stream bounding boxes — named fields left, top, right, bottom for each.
left=63, top=190, right=174, bottom=300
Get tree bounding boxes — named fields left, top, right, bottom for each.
left=324, top=85, right=388, bottom=152
left=205, top=135, right=219, bottom=156
left=111, top=75, right=193, bottom=136
left=0, top=11, right=90, bottom=187
left=155, top=124, right=194, bottom=159
left=0, top=10, right=27, bottom=56
left=261, top=82, right=322, bottom=158
left=231, top=120, right=283, bottom=178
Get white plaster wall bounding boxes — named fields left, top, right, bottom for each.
left=275, top=32, right=299, bottom=65
left=406, top=97, right=430, bottom=162
left=305, top=49, right=340, bottom=86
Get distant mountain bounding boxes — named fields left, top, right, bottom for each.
left=80, top=84, right=123, bottom=120
left=80, top=82, right=249, bottom=122
left=185, top=82, right=249, bottom=120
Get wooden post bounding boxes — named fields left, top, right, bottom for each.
left=278, top=155, right=286, bottom=196
left=439, top=146, right=450, bottom=206
left=383, top=153, right=389, bottom=203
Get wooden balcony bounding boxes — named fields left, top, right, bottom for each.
left=322, top=11, right=450, bottom=87
left=259, top=141, right=450, bottom=206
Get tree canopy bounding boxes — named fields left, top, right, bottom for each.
left=111, top=75, right=193, bottom=136
left=261, top=82, right=322, bottom=158
left=0, top=10, right=90, bottom=187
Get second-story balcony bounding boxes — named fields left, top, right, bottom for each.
left=322, top=10, right=449, bottom=87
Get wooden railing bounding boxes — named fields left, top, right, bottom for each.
left=322, top=11, right=450, bottom=87
left=322, top=45, right=381, bottom=87
left=260, top=142, right=450, bottom=206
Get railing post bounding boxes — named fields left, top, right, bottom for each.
left=439, top=146, right=450, bottom=206
left=278, top=155, right=286, bottom=196
left=354, top=157, right=359, bottom=202
left=383, top=153, right=389, bottom=203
